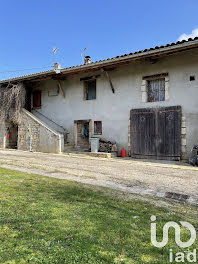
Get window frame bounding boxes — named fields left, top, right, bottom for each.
left=147, top=77, right=165, bottom=103
left=94, top=121, right=102, bottom=135
left=84, top=79, right=97, bottom=100
left=141, top=73, right=169, bottom=103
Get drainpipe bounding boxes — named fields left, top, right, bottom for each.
left=58, top=134, right=64, bottom=153
left=29, top=135, right=32, bottom=152
left=3, top=134, right=6, bottom=149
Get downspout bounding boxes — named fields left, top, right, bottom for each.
left=58, top=134, right=64, bottom=153
left=29, top=135, right=32, bottom=152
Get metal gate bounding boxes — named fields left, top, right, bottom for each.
left=130, top=106, right=181, bottom=159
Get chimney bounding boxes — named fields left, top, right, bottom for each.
left=84, top=56, right=91, bottom=65
left=54, top=62, right=61, bottom=74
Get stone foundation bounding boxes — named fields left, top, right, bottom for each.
left=0, top=109, right=64, bottom=154
left=18, top=111, right=40, bottom=152
left=18, top=109, right=64, bottom=153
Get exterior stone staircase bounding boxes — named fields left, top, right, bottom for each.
left=17, top=109, right=64, bottom=154
left=32, top=109, right=67, bottom=135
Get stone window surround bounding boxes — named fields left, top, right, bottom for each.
left=141, top=73, right=169, bottom=103
left=181, top=116, right=187, bottom=160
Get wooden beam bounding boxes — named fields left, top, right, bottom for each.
left=101, top=68, right=115, bottom=93
left=25, top=76, right=52, bottom=83
left=57, top=80, right=65, bottom=98
left=80, top=74, right=100, bottom=81
left=143, top=73, right=168, bottom=80
left=52, top=74, right=67, bottom=81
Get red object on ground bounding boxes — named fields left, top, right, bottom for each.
left=7, top=133, right=10, bottom=140
left=121, top=149, right=127, bottom=157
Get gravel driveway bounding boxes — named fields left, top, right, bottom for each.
left=0, top=149, right=198, bottom=204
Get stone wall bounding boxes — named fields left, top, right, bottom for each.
left=0, top=110, right=64, bottom=153
left=18, top=111, right=40, bottom=152
left=18, top=109, right=64, bottom=154
left=0, top=109, right=64, bottom=153
left=0, top=121, right=5, bottom=149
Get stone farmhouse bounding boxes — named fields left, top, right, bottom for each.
left=1, top=37, right=198, bottom=160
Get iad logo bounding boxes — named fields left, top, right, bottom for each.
left=150, top=215, right=197, bottom=263
left=150, top=215, right=196, bottom=248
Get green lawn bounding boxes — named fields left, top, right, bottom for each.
left=0, top=168, right=197, bottom=264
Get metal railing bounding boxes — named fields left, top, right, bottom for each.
left=33, top=109, right=66, bottom=132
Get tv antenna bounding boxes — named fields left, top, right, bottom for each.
left=52, top=47, right=59, bottom=55
left=81, top=47, right=89, bottom=62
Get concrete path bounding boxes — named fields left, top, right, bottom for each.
left=0, top=149, right=198, bottom=205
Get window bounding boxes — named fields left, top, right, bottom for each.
left=84, top=79, right=96, bottom=100
left=141, top=73, right=169, bottom=103
left=33, top=90, right=41, bottom=108
left=190, top=76, right=195, bottom=81
left=147, top=78, right=165, bottom=102
left=94, top=121, right=102, bottom=135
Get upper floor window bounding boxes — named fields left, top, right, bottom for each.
left=84, top=79, right=96, bottom=100
left=141, top=73, right=169, bottom=103
left=33, top=90, right=41, bottom=109
left=147, top=78, right=165, bottom=102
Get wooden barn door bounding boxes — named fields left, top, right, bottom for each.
left=157, top=106, right=181, bottom=158
left=130, top=106, right=181, bottom=159
left=130, top=109, right=156, bottom=157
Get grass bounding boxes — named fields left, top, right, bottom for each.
left=0, top=168, right=197, bottom=264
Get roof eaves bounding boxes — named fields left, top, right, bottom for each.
left=60, top=37, right=198, bottom=73
left=1, top=37, right=198, bottom=84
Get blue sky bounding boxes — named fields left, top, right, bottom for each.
left=0, top=0, right=198, bottom=80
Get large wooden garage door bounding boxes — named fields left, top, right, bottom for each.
left=130, top=108, right=156, bottom=156
left=130, top=106, right=181, bottom=159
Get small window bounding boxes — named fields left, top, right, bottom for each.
left=190, top=76, right=195, bottom=81
left=147, top=78, right=165, bottom=102
left=94, top=121, right=102, bottom=135
left=84, top=80, right=96, bottom=100
left=33, top=90, right=41, bottom=108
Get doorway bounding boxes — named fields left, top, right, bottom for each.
left=74, top=120, right=91, bottom=151
left=6, top=122, right=18, bottom=149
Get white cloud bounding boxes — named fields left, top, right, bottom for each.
left=177, top=28, right=198, bottom=41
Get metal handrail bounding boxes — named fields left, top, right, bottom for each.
left=33, top=109, right=67, bottom=132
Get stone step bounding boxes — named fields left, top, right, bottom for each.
left=64, top=144, right=90, bottom=152
left=64, top=145, right=77, bottom=153
left=63, top=144, right=117, bottom=158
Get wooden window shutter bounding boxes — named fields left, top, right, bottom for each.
left=147, top=78, right=165, bottom=102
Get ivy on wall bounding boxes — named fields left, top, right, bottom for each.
left=0, top=83, right=26, bottom=124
